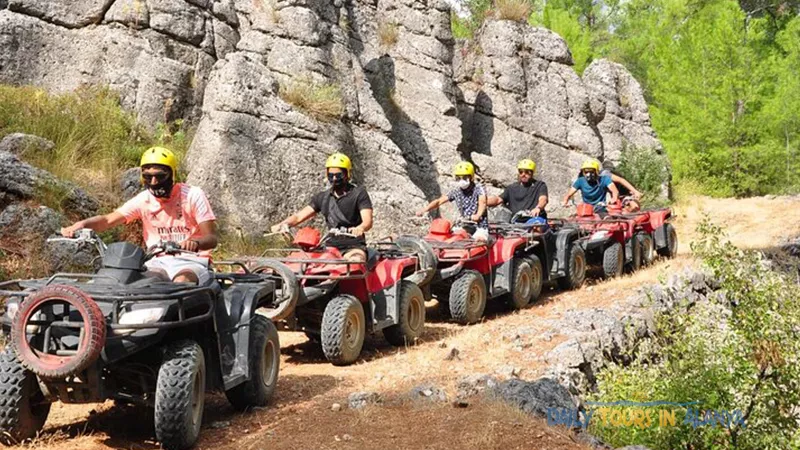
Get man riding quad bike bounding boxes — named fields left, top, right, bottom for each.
left=0, top=230, right=281, bottom=450
left=250, top=227, right=435, bottom=366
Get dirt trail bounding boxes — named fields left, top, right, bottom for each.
left=11, top=195, right=800, bottom=450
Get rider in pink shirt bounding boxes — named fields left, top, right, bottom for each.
left=61, top=147, right=218, bottom=284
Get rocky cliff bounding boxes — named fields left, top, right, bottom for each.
left=0, top=0, right=662, bottom=235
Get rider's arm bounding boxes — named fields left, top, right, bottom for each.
left=191, top=220, right=219, bottom=251
left=610, top=174, right=642, bottom=198
left=474, top=192, right=487, bottom=220
left=486, top=195, right=503, bottom=207
left=61, top=212, right=126, bottom=237
left=607, top=182, right=620, bottom=203
left=354, top=208, right=373, bottom=234
left=563, top=187, right=578, bottom=205
left=278, top=206, right=316, bottom=228
left=417, top=194, right=449, bottom=215
left=536, top=194, right=548, bottom=209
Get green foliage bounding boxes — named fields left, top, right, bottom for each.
left=616, top=145, right=671, bottom=207
left=0, top=85, right=192, bottom=211
left=591, top=218, right=800, bottom=449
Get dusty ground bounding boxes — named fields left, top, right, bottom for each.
left=9, top=195, right=800, bottom=450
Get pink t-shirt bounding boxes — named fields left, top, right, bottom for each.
left=116, top=183, right=216, bottom=256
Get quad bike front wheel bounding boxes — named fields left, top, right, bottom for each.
left=383, top=281, right=426, bottom=346
left=506, top=259, right=533, bottom=310
left=449, top=270, right=487, bottom=325
left=557, top=243, right=586, bottom=290
left=155, top=340, right=206, bottom=450
left=225, top=315, right=280, bottom=410
left=321, top=295, right=366, bottom=366
left=12, top=285, right=106, bottom=379
left=602, top=242, right=624, bottom=279
left=0, top=352, right=51, bottom=445
left=526, top=255, right=544, bottom=303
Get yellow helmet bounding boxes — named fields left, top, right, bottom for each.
left=453, top=161, right=475, bottom=177
left=140, top=146, right=178, bottom=175
left=325, top=152, right=353, bottom=175
left=580, top=158, right=601, bottom=173
left=517, top=159, right=536, bottom=173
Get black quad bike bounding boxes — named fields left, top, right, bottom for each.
left=489, top=211, right=587, bottom=295
left=0, top=230, right=281, bottom=449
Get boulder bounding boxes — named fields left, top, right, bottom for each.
left=491, top=377, right=577, bottom=418
left=0, top=133, right=55, bottom=156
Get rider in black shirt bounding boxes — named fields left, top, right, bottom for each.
left=487, top=159, right=549, bottom=220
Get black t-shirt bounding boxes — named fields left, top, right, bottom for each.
left=309, top=184, right=373, bottom=244
left=500, top=180, right=549, bottom=218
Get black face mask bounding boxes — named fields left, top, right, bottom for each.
left=327, top=172, right=347, bottom=188
left=585, top=172, right=598, bottom=184
left=144, top=171, right=174, bottom=198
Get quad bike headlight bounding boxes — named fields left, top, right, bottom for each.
left=5, top=301, right=18, bottom=320
left=115, top=307, right=167, bottom=335
left=590, top=230, right=610, bottom=241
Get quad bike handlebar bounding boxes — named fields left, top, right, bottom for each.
left=48, top=228, right=108, bottom=258
left=144, top=241, right=200, bottom=260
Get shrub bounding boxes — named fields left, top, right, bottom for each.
left=591, top=219, right=800, bottom=450
left=494, top=0, right=531, bottom=21
left=279, top=76, right=344, bottom=122
left=377, top=21, right=399, bottom=48
left=616, top=144, right=672, bottom=207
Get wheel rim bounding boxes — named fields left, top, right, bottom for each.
left=260, top=338, right=278, bottom=389
left=669, top=230, right=677, bottom=255
left=575, top=252, right=586, bottom=285
left=190, top=362, right=205, bottom=427
left=531, top=265, right=542, bottom=293
left=467, top=282, right=483, bottom=316
left=407, top=294, right=424, bottom=333
left=515, top=269, right=531, bottom=303
left=344, top=311, right=362, bottom=350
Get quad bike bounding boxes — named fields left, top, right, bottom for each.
left=603, top=199, right=678, bottom=265
left=549, top=202, right=637, bottom=279
left=397, top=217, right=540, bottom=325
left=0, top=230, right=281, bottom=449
left=244, top=227, right=435, bottom=366
left=488, top=211, right=587, bottom=296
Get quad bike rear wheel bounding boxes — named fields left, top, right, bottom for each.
left=251, top=260, right=299, bottom=321
left=394, top=235, right=438, bottom=286
left=225, top=315, right=280, bottom=410
left=557, top=243, right=586, bottom=290
left=12, top=285, right=106, bottom=379
left=0, top=352, right=51, bottom=445
left=449, top=270, right=487, bottom=325
left=384, top=281, right=426, bottom=346
left=638, top=233, right=655, bottom=266
left=155, top=340, right=206, bottom=450
left=603, top=242, right=624, bottom=279
left=321, top=295, right=366, bottom=366
left=506, top=260, right=533, bottom=310
left=625, top=237, right=642, bottom=274
left=526, top=255, right=544, bottom=303
left=657, top=223, right=678, bottom=258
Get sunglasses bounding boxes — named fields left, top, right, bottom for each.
left=455, top=175, right=472, bottom=181
left=142, top=170, right=171, bottom=184
left=582, top=170, right=596, bottom=175
left=518, top=170, right=533, bottom=175
left=327, top=172, right=345, bottom=180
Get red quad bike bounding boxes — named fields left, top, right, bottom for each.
left=0, top=230, right=281, bottom=450
left=488, top=211, right=587, bottom=296
left=397, top=218, right=538, bottom=325
left=247, top=227, right=436, bottom=366
left=604, top=200, right=679, bottom=265
left=552, top=202, right=638, bottom=279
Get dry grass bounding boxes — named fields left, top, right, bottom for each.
left=377, top=22, right=399, bottom=48
left=494, top=0, right=531, bottom=21
left=278, top=77, right=344, bottom=122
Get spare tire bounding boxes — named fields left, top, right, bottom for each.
left=12, top=285, right=106, bottom=379
left=394, top=235, right=438, bottom=286
left=251, top=259, right=300, bottom=322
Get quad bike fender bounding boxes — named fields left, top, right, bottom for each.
left=214, top=283, right=274, bottom=390
left=369, top=282, right=399, bottom=332
left=490, top=236, right=527, bottom=266
left=366, top=258, right=416, bottom=293
left=624, top=238, right=634, bottom=264
left=648, top=209, right=671, bottom=230
left=554, top=229, right=579, bottom=275
left=491, top=259, right=514, bottom=296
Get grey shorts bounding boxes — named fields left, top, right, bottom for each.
left=144, top=255, right=213, bottom=285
